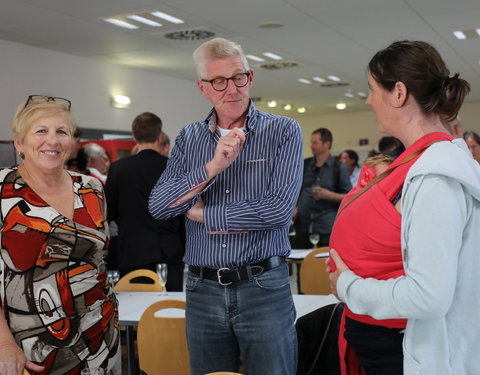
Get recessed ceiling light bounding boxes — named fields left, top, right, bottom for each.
left=327, top=75, right=341, bottom=82
left=297, top=106, right=306, bottom=113
left=298, top=78, right=311, bottom=84
left=246, top=54, right=266, bottom=62
left=104, top=18, right=139, bottom=30
left=267, top=100, right=277, bottom=108
left=336, top=102, right=347, bottom=110
left=312, top=77, right=326, bottom=83
left=357, top=92, right=367, bottom=98
left=453, top=30, right=467, bottom=40
left=126, top=15, right=162, bottom=27
left=344, top=92, right=355, bottom=98
left=263, top=52, right=283, bottom=60
left=111, top=95, right=131, bottom=109
left=283, top=104, right=292, bottom=110
left=151, top=11, right=184, bottom=24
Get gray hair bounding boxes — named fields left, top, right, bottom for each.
left=83, top=142, right=106, bottom=161
left=193, top=37, right=249, bottom=78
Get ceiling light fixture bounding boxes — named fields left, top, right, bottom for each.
left=151, top=11, right=184, bottom=24
left=104, top=18, right=138, bottom=30
left=111, top=95, right=131, bottom=109
left=357, top=92, right=367, bottom=98
left=312, top=76, right=326, bottom=83
left=297, top=106, right=306, bottom=113
left=336, top=102, right=347, bottom=110
left=327, top=75, right=341, bottom=82
left=126, top=15, right=162, bottom=27
left=283, top=104, right=292, bottom=111
left=263, top=52, right=283, bottom=60
left=453, top=30, right=467, bottom=39
left=298, top=78, right=311, bottom=84
left=267, top=100, right=278, bottom=108
left=246, top=54, right=266, bottom=62
left=344, top=92, right=355, bottom=98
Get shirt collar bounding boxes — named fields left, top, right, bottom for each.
left=204, top=100, right=258, bottom=133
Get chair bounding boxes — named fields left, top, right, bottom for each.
left=299, top=246, right=331, bottom=294
left=137, top=299, right=190, bottom=375
left=114, top=269, right=165, bottom=292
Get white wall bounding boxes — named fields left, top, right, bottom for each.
left=1, top=38, right=478, bottom=161
left=0, top=39, right=210, bottom=141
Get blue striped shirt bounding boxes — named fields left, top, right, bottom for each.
left=148, top=103, right=303, bottom=268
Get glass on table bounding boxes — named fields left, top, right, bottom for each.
left=81, top=368, right=105, bottom=375
left=156, top=263, right=168, bottom=295
left=309, top=233, right=320, bottom=249
left=106, top=270, right=120, bottom=286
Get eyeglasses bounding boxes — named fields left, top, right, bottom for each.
left=23, top=95, right=72, bottom=111
left=201, top=72, right=251, bottom=92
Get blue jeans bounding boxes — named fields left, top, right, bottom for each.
left=185, top=263, right=297, bottom=375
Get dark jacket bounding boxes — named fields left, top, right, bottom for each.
left=105, top=149, right=185, bottom=270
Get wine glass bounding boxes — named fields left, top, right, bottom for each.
left=81, top=368, right=105, bottom=375
left=156, top=263, right=168, bottom=295
left=107, top=270, right=120, bottom=286
left=309, top=233, right=320, bottom=249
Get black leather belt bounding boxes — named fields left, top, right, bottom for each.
left=189, top=256, right=286, bottom=286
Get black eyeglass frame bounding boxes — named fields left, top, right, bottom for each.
left=201, top=72, right=251, bottom=92
left=23, top=95, right=72, bottom=111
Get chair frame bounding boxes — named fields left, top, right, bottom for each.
left=299, top=246, right=331, bottom=295
left=114, top=269, right=165, bottom=292
left=137, top=299, right=189, bottom=375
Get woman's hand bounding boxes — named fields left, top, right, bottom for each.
left=326, top=249, right=350, bottom=300
left=0, top=341, right=44, bottom=375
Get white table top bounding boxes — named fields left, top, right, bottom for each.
left=288, top=249, right=329, bottom=260
left=116, top=291, right=338, bottom=325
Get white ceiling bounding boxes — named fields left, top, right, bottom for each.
left=1, top=0, right=479, bottom=117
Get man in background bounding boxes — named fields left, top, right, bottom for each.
left=158, top=132, right=171, bottom=157
left=105, top=112, right=185, bottom=291
left=294, top=128, right=351, bottom=248
left=83, top=142, right=110, bottom=185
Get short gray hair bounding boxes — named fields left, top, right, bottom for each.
left=193, top=37, right=249, bottom=78
left=83, top=142, right=106, bottom=161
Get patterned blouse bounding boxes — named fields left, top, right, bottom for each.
left=0, top=167, right=120, bottom=374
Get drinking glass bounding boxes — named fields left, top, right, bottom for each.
left=156, top=263, right=168, bottom=295
left=107, top=270, right=120, bottom=286
left=309, top=233, right=320, bottom=249
left=81, top=368, right=105, bottom=375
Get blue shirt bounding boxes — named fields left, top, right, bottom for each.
left=149, top=103, right=303, bottom=268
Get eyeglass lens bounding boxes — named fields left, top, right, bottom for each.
left=209, top=73, right=250, bottom=91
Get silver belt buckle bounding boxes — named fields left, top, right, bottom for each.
left=217, top=268, right=232, bottom=286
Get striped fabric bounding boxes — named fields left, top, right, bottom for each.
left=149, top=103, right=303, bottom=268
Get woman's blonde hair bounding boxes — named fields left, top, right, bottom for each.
left=12, top=95, right=77, bottom=144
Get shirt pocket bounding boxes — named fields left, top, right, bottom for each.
left=237, top=158, right=270, bottom=200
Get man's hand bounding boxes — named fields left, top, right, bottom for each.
left=312, top=186, right=332, bottom=200
left=186, top=196, right=205, bottom=223
left=206, top=128, right=245, bottom=179
left=326, top=249, right=350, bottom=300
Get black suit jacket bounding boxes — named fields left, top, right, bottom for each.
left=105, top=149, right=185, bottom=270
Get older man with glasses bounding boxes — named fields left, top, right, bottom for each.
left=149, top=37, right=303, bottom=375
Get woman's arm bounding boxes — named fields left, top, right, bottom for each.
left=0, top=308, right=44, bottom=374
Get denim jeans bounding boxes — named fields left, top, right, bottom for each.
left=185, top=262, right=297, bottom=375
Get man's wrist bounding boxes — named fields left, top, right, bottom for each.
left=205, top=161, right=222, bottom=179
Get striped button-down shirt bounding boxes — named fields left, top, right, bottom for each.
left=149, top=103, right=303, bottom=268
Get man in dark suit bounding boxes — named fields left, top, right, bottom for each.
left=105, top=112, right=185, bottom=291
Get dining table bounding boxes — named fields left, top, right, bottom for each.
left=117, top=291, right=338, bottom=375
